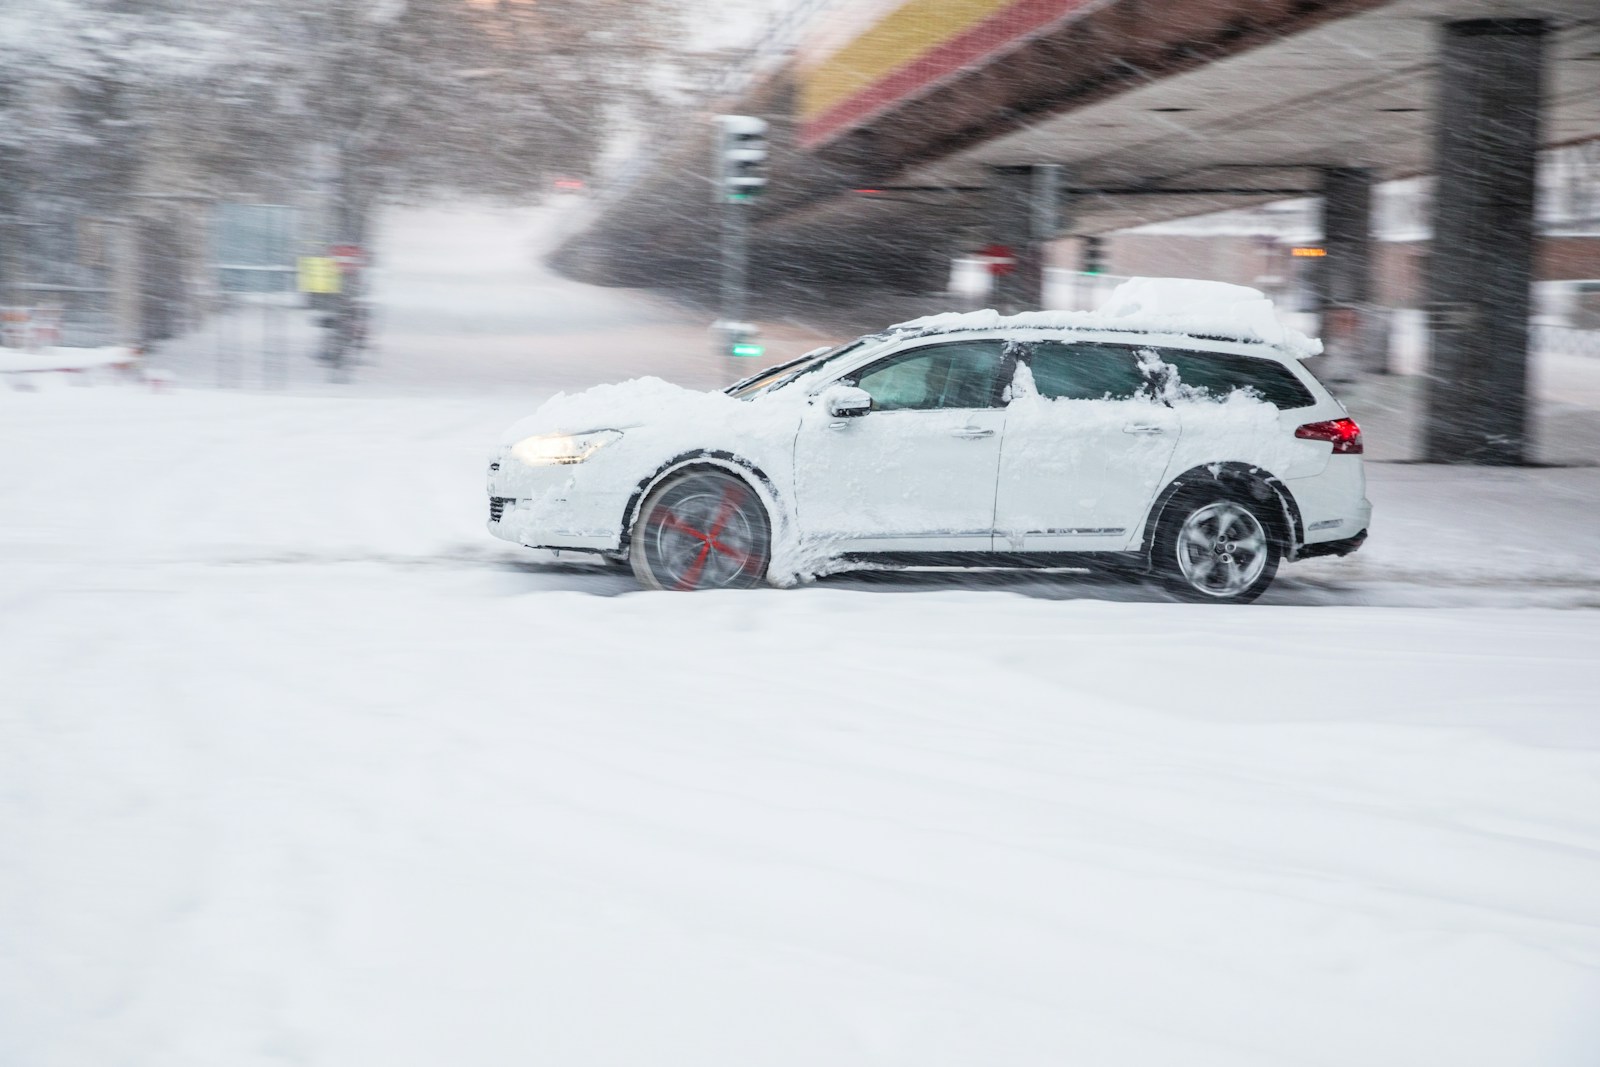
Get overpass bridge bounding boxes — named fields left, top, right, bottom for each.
left=555, top=0, right=1600, bottom=463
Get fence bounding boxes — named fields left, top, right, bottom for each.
left=1, top=293, right=116, bottom=349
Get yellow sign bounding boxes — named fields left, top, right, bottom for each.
left=298, top=256, right=341, bottom=293
left=1291, top=246, right=1328, bottom=258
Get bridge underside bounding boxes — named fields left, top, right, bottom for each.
left=556, top=0, right=1598, bottom=302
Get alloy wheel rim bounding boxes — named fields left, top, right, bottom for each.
left=646, top=479, right=759, bottom=590
left=1176, top=502, right=1268, bottom=598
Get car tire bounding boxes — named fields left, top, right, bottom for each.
left=1153, top=491, right=1281, bottom=604
left=630, top=469, right=771, bottom=591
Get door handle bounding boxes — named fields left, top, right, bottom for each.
left=1122, top=424, right=1166, bottom=435
left=951, top=427, right=995, bottom=439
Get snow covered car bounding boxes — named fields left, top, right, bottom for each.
left=487, top=279, right=1371, bottom=602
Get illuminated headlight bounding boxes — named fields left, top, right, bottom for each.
left=511, top=429, right=622, bottom=466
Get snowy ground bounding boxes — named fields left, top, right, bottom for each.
left=3, top=206, right=1600, bottom=1066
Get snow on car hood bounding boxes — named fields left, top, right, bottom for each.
left=500, top=376, right=753, bottom=443
left=896, top=277, right=1322, bottom=358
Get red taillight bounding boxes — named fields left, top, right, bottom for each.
left=1295, top=417, right=1364, bottom=454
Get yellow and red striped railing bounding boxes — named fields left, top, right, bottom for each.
left=799, top=0, right=1103, bottom=149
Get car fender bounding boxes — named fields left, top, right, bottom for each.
left=620, top=449, right=794, bottom=560
left=1140, top=462, right=1305, bottom=563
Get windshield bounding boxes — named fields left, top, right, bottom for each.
left=724, top=336, right=883, bottom=399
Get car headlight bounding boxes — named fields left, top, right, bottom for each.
left=510, top=429, right=622, bottom=466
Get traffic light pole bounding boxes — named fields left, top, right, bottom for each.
left=718, top=194, right=749, bottom=349
left=712, top=115, right=767, bottom=358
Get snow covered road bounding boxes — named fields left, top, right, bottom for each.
left=4, top=384, right=1600, bottom=1066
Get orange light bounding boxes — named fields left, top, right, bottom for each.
left=1291, top=246, right=1328, bottom=257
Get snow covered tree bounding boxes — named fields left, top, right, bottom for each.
left=191, top=0, right=683, bottom=245
left=0, top=0, right=683, bottom=304
left=0, top=0, right=227, bottom=314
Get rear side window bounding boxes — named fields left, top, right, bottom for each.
left=1159, top=349, right=1316, bottom=410
left=1026, top=342, right=1147, bottom=400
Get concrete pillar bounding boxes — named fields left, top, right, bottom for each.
left=1317, top=167, right=1379, bottom=379
left=987, top=164, right=1061, bottom=312
left=1422, top=19, right=1546, bottom=465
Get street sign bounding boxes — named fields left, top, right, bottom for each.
left=298, top=257, right=341, bottom=294
left=329, top=244, right=368, bottom=273
left=977, top=243, right=1016, bottom=276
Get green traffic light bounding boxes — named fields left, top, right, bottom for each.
left=731, top=343, right=764, bottom=358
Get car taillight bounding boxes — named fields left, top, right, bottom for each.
left=1295, top=417, right=1363, bottom=454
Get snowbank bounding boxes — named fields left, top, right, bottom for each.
left=4, top=386, right=1600, bottom=1067
left=0, top=345, right=139, bottom=374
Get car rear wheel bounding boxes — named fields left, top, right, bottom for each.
left=1156, top=494, right=1280, bottom=603
left=630, top=470, right=771, bottom=591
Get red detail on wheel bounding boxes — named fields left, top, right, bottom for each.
left=707, top=484, right=745, bottom=540
left=654, top=500, right=752, bottom=588
left=632, top=471, right=771, bottom=591
left=657, top=511, right=711, bottom=542
left=707, top=540, right=751, bottom=568
left=675, top=543, right=712, bottom=590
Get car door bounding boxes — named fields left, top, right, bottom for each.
left=793, top=339, right=1011, bottom=552
left=993, top=340, right=1180, bottom=552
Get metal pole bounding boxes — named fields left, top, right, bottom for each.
left=111, top=214, right=141, bottom=351
left=216, top=294, right=229, bottom=388
left=720, top=196, right=748, bottom=341
left=710, top=115, right=766, bottom=355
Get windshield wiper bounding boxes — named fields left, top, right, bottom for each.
left=724, top=347, right=829, bottom=395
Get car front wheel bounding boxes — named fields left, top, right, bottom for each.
left=1155, top=494, right=1280, bottom=603
left=630, top=469, right=771, bottom=591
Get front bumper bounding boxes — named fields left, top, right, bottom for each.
left=486, top=453, right=630, bottom=552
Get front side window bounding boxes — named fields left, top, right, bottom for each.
left=1158, top=348, right=1316, bottom=409
left=1026, top=341, right=1148, bottom=400
left=849, top=340, right=1008, bottom=411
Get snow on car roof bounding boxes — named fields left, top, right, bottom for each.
left=892, top=277, right=1322, bottom=358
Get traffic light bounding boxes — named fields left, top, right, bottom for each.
left=716, top=115, right=768, bottom=203
left=1082, top=235, right=1106, bottom=275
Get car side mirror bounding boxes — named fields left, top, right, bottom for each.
left=825, top=385, right=872, bottom=419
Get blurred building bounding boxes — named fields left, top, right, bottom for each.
left=1095, top=142, right=1600, bottom=320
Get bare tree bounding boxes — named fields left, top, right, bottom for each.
left=187, top=0, right=684, bottom=245
left=2, top=0, right=685, bottom=302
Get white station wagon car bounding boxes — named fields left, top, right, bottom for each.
left=488, top=279, right=1370, bottom=602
